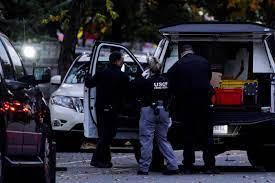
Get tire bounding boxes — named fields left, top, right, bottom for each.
left=0, top=155, right=8, bottom=183
left=55, top=134, right=82, bottom=152
left=39, top=137, right=56, bottom=183
left=0, top=117, right=8, bottom=183
left=247, top=146, right=275, bottom=171
left=132, top=140, right=164, bottom=171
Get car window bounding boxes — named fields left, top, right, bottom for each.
left=65, top=60, right=90, bottom=84
left=96, top=46, right=142, bottom=82
left=163, top=44, right=179, bottom=73
left=1, top=37, right=25, bottom=79
left=0, top=40, right=14, bottom=79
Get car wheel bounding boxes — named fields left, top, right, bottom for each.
left=56, top=135, right=82, bottom=152
left=132, top=140, right=164, bottom=171
left=0, top=155, right=6, bottom=183
left=247, top=146, right=275, bottom=171
left=39, top=137, right=56, bottom=183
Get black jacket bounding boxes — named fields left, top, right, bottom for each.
left=134, top=74, right=170, bottom=107
left=85, top=64, right=129, bottom=109
left=167, top=53, right=212, bottom=98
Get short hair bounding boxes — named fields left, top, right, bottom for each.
left=182, top=44, right=193, bottom=52
left=149, top=57, right=162, bottom=74
left=109, top=51, right=122, bottom=63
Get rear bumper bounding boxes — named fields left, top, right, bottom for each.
left=6, top=130, right=42, bottom=156
left=169, top=112, right=275, bottom=150
left=4, top=156, right=43, bottom=168
left=212, top=111, right=275, bottom=125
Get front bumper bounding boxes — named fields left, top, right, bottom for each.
left=49, top=104, right=84, bottom=132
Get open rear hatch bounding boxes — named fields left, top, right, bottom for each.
left=160, top=23, right=275, bottom=125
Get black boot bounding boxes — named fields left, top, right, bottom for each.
left=90, top=161, right=113, bottom=168
left=137, top=170, right=149, bottom=175
left=204, top=168, right=220, bottom=174
left=162, top=169, right=179, bottom=175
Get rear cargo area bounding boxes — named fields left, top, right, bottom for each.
left=178, top=41, right=274, bottom=124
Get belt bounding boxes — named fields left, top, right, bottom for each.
left=152, top=100, right=164, bottom=106
left=151, top=100, right=165, bottom=115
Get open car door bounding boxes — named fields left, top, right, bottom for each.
left=84, top=41, right=145, bottom=139
left=264, top=34, right=275, bottom=113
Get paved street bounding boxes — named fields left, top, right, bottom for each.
left=56, top=151, right=275, bottom=183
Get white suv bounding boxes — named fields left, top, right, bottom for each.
left=49, top=54, right=90, bottom=149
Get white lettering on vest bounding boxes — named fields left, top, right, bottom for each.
left=154, top=82, right=168, bottom=90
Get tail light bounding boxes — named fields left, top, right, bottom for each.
left=0, top=100, right=31, bottom=113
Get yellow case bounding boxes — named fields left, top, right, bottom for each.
left=220, top=80, right=258, bottom=88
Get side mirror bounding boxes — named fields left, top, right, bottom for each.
left=33, top=67, right=51, bottom=84
left=50, top=75, right=61, bottom=85
left=17, top=75, right=37, bottom=86
left=6, top=80, right=28, bottom=91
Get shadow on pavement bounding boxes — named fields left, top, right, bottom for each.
left=178, top=165, right=275, bottom=173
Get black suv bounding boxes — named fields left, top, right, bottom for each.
left=0, top=33, right=55, bottom=182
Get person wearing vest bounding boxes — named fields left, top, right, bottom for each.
left=135, top=57, right=179, bottom=175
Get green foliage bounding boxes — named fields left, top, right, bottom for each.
left=1, top=0, right=275, bottom=42
left=106, top=0, right=119, bottom=19
left=189, top=0, right=275, bottom=23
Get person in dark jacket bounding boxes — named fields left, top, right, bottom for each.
left=135, top=57, right=179, bottom=175
left=85, top=51, right=129, bottom=168
left=167, top=45, right=217, bottom=174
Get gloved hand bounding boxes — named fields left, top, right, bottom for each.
left=141, top=69, right=150, bottom=79
left=168, top=117, right=172, bottom=128
left=84, top=74, right=96, bottom=88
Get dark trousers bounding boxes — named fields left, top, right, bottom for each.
left=176, top=92, right=215, bottom=169
left=92, top=107, right=118, bottom=164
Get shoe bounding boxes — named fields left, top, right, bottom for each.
left=162, top=169, right=179, bottom=175
left=255, top=166, right=266, bottom=172
left=149, top=164, right=164, bottom=172
left=183, top=169, right=193, bottom=175
left=137, top=170, right=149, bottom=175
left=204, top=168, right=220, bottom=174
left=90, top=161, right=113, bottom=168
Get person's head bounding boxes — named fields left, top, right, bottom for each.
left=180, top=44, right=194, bottom=57
left=109, top=51, right=124, bottom=67
left=148, top=57, right=162, bottom=74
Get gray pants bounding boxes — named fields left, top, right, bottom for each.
left=139, top=106, right=178, bottom=172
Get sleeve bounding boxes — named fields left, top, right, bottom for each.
left=122, top=73, right=130, bottom=93
left=208, top=62, right=212, bottom=81
left=84, top=73, right=98, bottom=88
left=167, top=62, right=178, bottom=94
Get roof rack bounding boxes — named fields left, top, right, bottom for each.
left=159, top=22, right=275, bottom=34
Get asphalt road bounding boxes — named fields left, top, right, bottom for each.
left=56, top=150, right=275, bottom=183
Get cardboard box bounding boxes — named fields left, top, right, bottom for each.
left=211, top=72, right=222, bottom=88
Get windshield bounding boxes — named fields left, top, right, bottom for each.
left=64, top=60, right=89, bottom=84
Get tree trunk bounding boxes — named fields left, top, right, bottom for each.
left=111, top=0, right=122, bottom=42
left=58, top=0, right=84, bottom=78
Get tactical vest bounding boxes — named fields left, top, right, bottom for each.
left=151, top=74, right=169, bottom=104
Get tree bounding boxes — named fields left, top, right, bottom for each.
left=58, top=0, right=85, bottom=78
left=190, top=0, right=275, bottom=25
left=0, top=0, right=67, bottom=40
